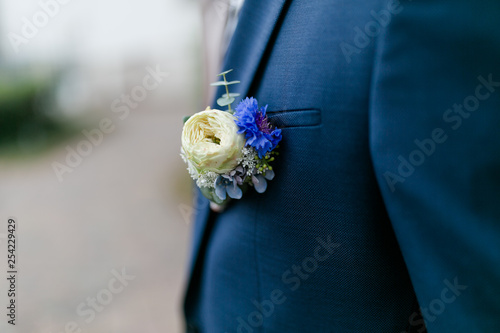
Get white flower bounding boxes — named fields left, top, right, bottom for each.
left=181, top=109, right=245, bottom=174
left=181, top=147, right=199, bottom=179
left=237, top=147, right=258, bottom=174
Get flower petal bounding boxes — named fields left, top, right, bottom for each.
left=215, top=185, right=227, bottom=201
left=260, top=105, right=268, bottom=116
left=253, top=175, right=267, bottom=193
left=226, top=182, right=243, bottom=199
left=264, top=169, right=275, bottom=180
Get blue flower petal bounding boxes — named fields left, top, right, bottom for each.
left=260, top=105, right=268, bottom=116
left=215, top=176, right=223, bottom=186
left=215, top=184, right=227, bottom=201
left=246, top=134, right=258, bottom=146
left=270, top=129, right=282, bottom=147
left=264, top=169, right=275, bottom=180
left=226, top=182, right=243, bottom=199
left=253, top=175, right=267, bottom=193
left=234, top=97, right=282, bottom=158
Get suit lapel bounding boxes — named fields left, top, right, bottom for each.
left=215, top=0, right=289, bottom=104
left=185, top=0, right=289, bottom=304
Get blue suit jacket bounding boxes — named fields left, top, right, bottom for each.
left=183, top=0, right=500, bottom=332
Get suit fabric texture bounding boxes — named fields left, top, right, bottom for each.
left=183, top=0, right=500, bottom=332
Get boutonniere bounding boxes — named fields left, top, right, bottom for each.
left=181, top=69, right=282, bottom=209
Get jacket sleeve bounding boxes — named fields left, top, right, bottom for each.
left=369, top=0, right=500, bottom=331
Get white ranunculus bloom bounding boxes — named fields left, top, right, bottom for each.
left=181, top=109, right=245, bottom=175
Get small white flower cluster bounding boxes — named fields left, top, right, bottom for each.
left=237, top=147, right=258, bottom=176
left=196, top=171, right=218, bottom=189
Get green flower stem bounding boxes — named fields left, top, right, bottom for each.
left=212, top=69, right=240, bottom=113
left=256, top=151, right=279, bottom=172
left=222, top=73, right=232, bottom=113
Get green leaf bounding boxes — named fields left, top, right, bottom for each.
left=200, top=186, right=226, bottom=205
left=210, top=81, right=228, bottom=86
left=217, top=96, right=235, bottom=107
left=183, top=115, right=191, bottom=123
left=210, top=80, right=241, bottom=86
left=222, top=93, right=240, bottom=98
left=217, top=69, right=233, bottom=76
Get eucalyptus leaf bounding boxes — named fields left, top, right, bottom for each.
left=210, top=81, right=229, bottom=86
left=222, top=93, right=240, bottom=98
left=210, top=80, right=240, bottom=87
left=183, top=115, right=191, bottom=123
left=217, top=96, right=235, bottom=107
left=217, top=69, right=233, bottom=76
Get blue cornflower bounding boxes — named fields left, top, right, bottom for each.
left=234, top=97, right=282, bottom=158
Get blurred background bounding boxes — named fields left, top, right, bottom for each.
left=0, top=0, right=204, bottom=331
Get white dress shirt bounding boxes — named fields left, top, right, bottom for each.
left=201, top=0, right=244, bottom=106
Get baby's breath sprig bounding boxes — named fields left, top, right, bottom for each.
left=210, top=69, right=240, bottom=113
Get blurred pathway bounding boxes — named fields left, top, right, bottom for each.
left=0, top=60, right=199, bottom=333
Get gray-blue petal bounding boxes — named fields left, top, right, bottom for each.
left=215, top=175, right=224, bottom=186
left=264, top=169, right=275, bottom=180
left=215, top=185, right=227, bottom=200
left=254, top=175, right=267, bottom=193
left=226, top=183, right=243, bottom=199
